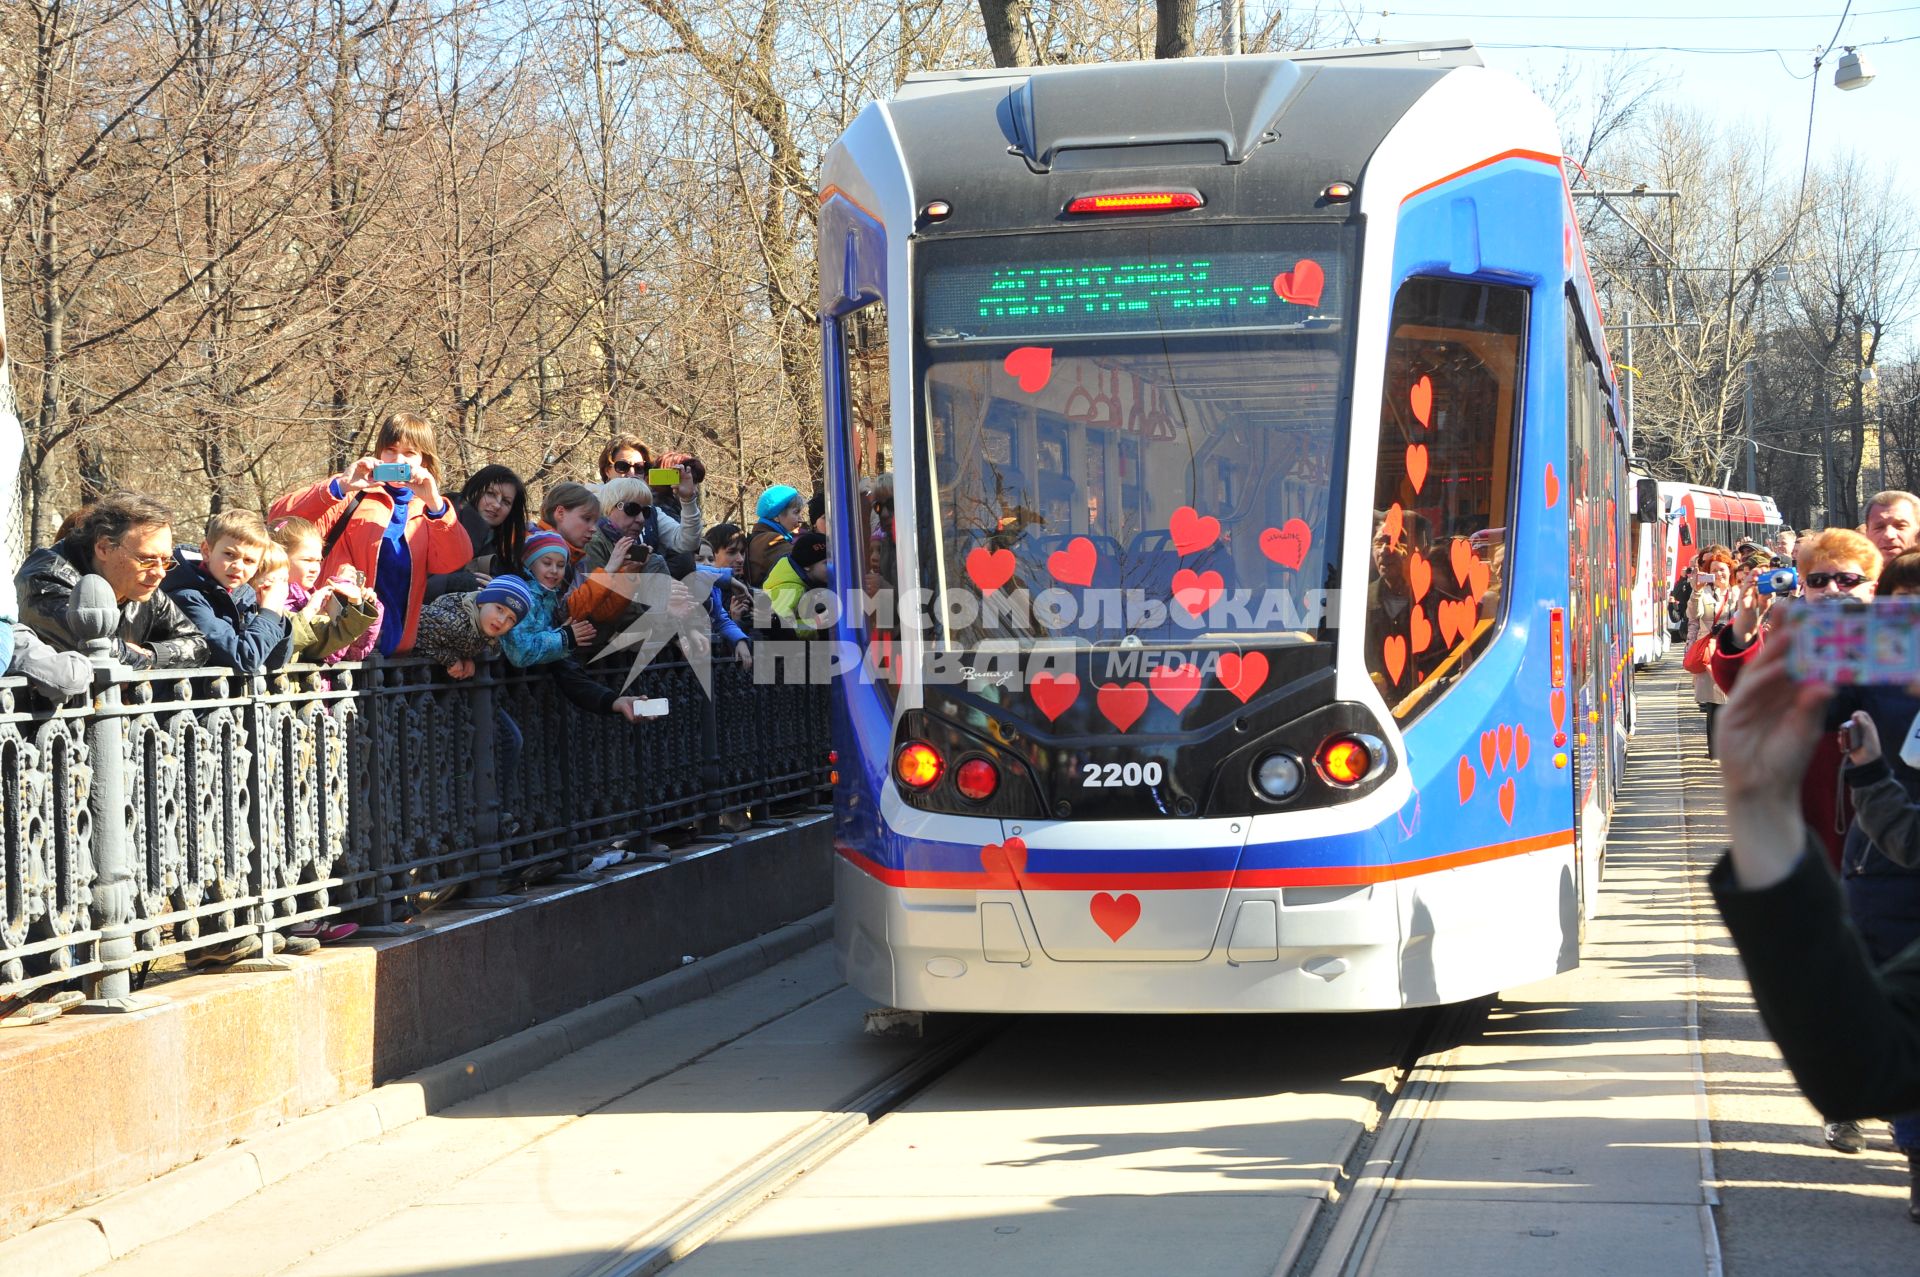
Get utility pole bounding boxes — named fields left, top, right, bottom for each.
left=1223, top=0, right=1240, bottom=54
left=1622, top=303, right=1633, bottom=458
left=1742, top=364, right=1759, bottom=492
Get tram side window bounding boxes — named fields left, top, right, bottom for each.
left=1363, top=277, right=1525, bottom=721
left=841, top=302, right=899, bottom=662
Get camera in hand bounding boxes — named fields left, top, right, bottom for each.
left=370, top=461, right=412, bottom=483
left=1757, top=566, right=1798, bottom=596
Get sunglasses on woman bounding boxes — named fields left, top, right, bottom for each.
left=1806, top=571, right=1870, bottom=590
left=618, top=500, right=650, bottom=518
left=610, top=460, right=649, bottom=476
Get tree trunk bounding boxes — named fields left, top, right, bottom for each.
left=977, top=0, right=1033, bottom=68
left=1155, top=0, right=1196, bottom=58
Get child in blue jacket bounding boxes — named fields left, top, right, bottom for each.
left=160, top=511, right=292, bottom=672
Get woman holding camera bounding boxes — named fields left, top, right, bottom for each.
left=268, top=412, right=474, bottom=656
left=1688, top=549, right=1735, bottom=759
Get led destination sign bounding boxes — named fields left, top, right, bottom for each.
left=922, top=248, right=1345, bottom=342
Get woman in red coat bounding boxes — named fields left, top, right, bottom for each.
left=268, top=413, right=472, bottom=655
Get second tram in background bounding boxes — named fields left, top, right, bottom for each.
left=818, top=41, right=1634, bottom=1012
left=1641, top=480, right=1784, bottom=647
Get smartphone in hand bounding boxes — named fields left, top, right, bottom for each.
left=647, top=467, right=681, bottom=487
left=1788, top=598, right=1920, bottom=685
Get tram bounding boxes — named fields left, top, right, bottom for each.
left=1652, top=481, right=1784, bottom=639
left=1628, top=469, right=1669, bottom=668
left=817, top=41, right=1633, bottom=1012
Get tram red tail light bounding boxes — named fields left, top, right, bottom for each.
left=954, top=757, right=1000, bottom=801
left=1065, top=191, right=1204, bottom=216
left=1315, top=734, right=1382, bottom=788
left=895, top=741, right=944, bottom=790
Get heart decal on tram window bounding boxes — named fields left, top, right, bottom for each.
left=980, top=837, right=1028, bottom=885
left=1406, top=443, right=1429, bottom=493
left=1149, top=662, right=1204, bottom=714
left=966, top=547, right=1016, bottom=593
left=1382, top=634, right=1407, bottom=686
left=1090, top=891, right=1142, bottom=941
left=1260, top=518, right=1313, bottom=570
left=1003, top=346, right=1054, bottom=393
left=1408, top=550, right=1432, bottom=601
left=1029, top=672, right=1080, bottom=721
left=1169, top=506, right=1220, bottom=556
left=1271, top=259, right=1325, bottom=308
left=1380, top=503, right=1404, bottom=547
left=1450, top=537, right=1473, bottom=587
left=1048, top=536, right=1098, bottom=587
left=1410, top=604, right=1433, bottom=654
left=1171, top=568, right=1224, bottom=618
left=1096, top=681, right=1149, bottom=733
left=1216, top=651, right=1268, bottom=703
left=1468, top=558, right=1492, bottom=605
left=1410, top=375, right=1434, bottom=428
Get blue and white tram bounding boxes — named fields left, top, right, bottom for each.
left=816, top=41, right=1632, bottom=1012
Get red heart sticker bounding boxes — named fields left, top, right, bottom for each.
left=980, top=836, right=1028, bottom=885
left=1515, top=725, right=1532, bottom=770
left=1450, top=537, right=1472, bottom=587
left=1259, top=518, right=1313, bottom=570
left=1498, top=723, right=1514, bottom=770
left=1096, top=682, right=1149, bottom=732
left=1272, top=258, right=1325, bottom=308
left=1410, top=604, right=1433, bottom=653
left=1410, top=375, right=1434, bottom=428
left=1451, top=599, right=1476, bottom=648
left=1382, top=634, right=1407, bottom=686
left=1169, top=506, right=1220, bottom=556
left=1003, top=346, right=1054, bottom=394
left=1480, top=729, right=1498, bottom=777
left=1545, top=462, right=1560, bottom=509
left=1090, top=891, right=1142, bottom=941
left=1457, top=755, right=1476, bottom=804
left=1171, top=568, right=1224, bottom=617
left=1408, top=550, right=1431, bottom=601
left=1149, top=662, right=1204, bottom=713
left=1468, top=558, right=1491, bottom=604
left=1048, top=536, right=1098, bottom=587
left=966, top=546, right=1016, bottom=593
left=1030, top=672, right=1080, bottom=721
left=1406, top=443, right=1429, bottom=493
left=1216, top=651, right=1268, bottom=703
left=1497, top=777, right=1516, bottom=825
left=1381, top=503, right=1404, bottom=546
left=1551, top=689, right=1566, bottom=730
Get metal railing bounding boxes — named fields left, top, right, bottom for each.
left=0, top=653, right=831, bottom=1004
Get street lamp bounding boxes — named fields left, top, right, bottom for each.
left=1835, top=47, right=1875, bottom=91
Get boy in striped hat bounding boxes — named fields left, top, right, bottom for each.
left=414, top=573, right=538, bottom=680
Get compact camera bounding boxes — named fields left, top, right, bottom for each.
left=370, top=461, right=413, bottom=483
left=1757, top=566, right=1798, bottom=596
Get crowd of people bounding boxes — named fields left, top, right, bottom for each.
left=1699, top=490, right=1920, bottom=1225
left=0, top=414, right=852, bottom=961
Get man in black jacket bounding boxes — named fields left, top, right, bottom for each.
left=1713, top=632, right=1920, bottom=1221
left=16, top=492, right=208, bottom=670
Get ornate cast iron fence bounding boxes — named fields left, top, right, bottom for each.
left=0, top=654, right=830, bottom=1004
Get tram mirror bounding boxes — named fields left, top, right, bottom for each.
left=1635, top=478, right=1658, bottom=524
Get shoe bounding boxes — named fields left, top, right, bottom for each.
left=289, top=921, right=360, bottom=943
left=186, top=935, right=264, bottom=968
left=280, top=934, right=320, bottom=956
left=1825, top=1120, right=1868, bottom=1153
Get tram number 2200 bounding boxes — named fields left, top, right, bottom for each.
left=1080, top=761, right=1165, bottom=788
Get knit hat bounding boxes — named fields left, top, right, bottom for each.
left=522, top=529, right=569, bottom=567
left=756, top=484, right=802, bottom=522
left=476, top=575, right=534, bottom=622
left=790, top=530, right=829, bottom=572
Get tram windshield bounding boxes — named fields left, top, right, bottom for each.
left=914, top=222, right=1352, bottom=648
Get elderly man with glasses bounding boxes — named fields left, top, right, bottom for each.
left=15, top=491, right=207, bottom=670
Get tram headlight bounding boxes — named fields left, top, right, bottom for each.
left=1316, top=734, right=1386, bottom=788
left=1253, top=752, right=1306, bottom=802
left=954, top=757, right=1000, bottom=802
left=895, top=741, right=944, bottom=790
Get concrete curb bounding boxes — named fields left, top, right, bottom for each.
left=0, top=908, right=834, bottom=1277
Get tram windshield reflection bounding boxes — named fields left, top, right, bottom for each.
left=915, top=223, right=1354, bottom=649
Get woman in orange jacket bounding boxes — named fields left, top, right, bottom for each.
left=268, top=413, right=473, bottom=655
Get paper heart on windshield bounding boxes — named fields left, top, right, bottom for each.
left=1149, top=662, right=1204, bottom=714
left=1002, top=346, right=1054, bottom=394
left=1048, top=536, right=1098, bottom=587
left=966, top=547, right=1016, bottom=593
left=1260, top=519, right=1313, bottom=570
left=1029, top=672, right=1080, bottom=721
left=1272, top=259, right=1325, bottom=308
left=1169, top=506, right=1220, bottom=556
left=1171, top=568, right=1224, bottom=618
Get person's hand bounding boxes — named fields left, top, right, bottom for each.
left=666, top=580, right=700, bottom=619
left=1719, top=628, right=1832, bottom=888
left=407, top=467, right=442, bottom=511
left=727, top=589, right=752, bottom=623
left=686, top=630, right=711, bottom=662
left=568, top=618, right=597, bottom=646
left=300, top=584, right=334, bottom=617
left=1844, top=710, right=1882, bottom=766
left=606, top=535, right=635, bottom=574
left=470, top=572, right=492, bottom=587
left=257, top=580, right=289, bottom=613
left=734, top=640, right=752, bottom=673
left=1728, top=584, right=1771, bottom=646
left=342, top=457, right=380, bottom=491
left=662, top=451, right=700, bottom=502
left=446, top=658, right=476, bottom=680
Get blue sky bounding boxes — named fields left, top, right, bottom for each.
left=1339, top=2, right=1917, bottom=349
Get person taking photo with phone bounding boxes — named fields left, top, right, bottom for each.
left=268, top=412, right=473, bottom=656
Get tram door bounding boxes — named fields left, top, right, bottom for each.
left=1565, top=299, right=1614, bottom=905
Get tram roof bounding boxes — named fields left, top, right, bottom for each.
left=871, top=42, right=1486, bottom=230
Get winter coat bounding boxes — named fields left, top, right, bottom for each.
left=699, top=566, right=751, bottom=650
left=1686, top=585, right=1729, bottom=707
left=16, top=539, right=209, bottom=670
left=746, top=521, right=793, bottom=589
left=268, top=478, right=472, bottom=653
left=498, top=573, right=578, bottom=668
left=7, top=622, right=91, bottom=700
left=425, top=497, right=514, bottom=601
left=285, top=581, right=380, bottom=663
left=578, top=501, right=702, bottom=580
left=413, top=591, right=501, bottom=668
left=763, top=555, right=820, bottom=637
left=160, top=553, right=292, bottom=673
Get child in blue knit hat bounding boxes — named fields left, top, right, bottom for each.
left=746, top=484, right=805, bottom=589
left=414, top=574, right=534, bottom=680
